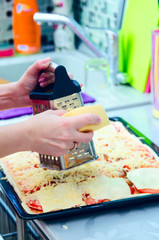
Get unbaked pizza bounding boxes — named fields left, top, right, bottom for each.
left=0, top=121, right=159, bottom=214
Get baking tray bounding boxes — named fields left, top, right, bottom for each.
left=0, top=117, right=159, bottom=220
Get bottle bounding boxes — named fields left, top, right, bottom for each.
left=53, top=25, right=75, bottom=51
left=12, top=0, right=41, bottom=54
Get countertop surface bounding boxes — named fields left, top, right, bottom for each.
left=32, top=103, right=159, bottom=240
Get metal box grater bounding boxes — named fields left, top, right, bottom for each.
left=29, top=64, right=98, bottom=170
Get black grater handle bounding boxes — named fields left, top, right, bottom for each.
left=30, top=65, right=81, bottom=100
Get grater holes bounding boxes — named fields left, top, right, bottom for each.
left=62, top=105, right=67, bottom=110
left=45, top=105, right=48, bottom=110
left=35, top=104, right=38, bottom=110
left=41, top=104, right=45, bottom=111
left=84, top=152, right=89, bottom=156
left=79, top=149, right=85, bottom=153
left=57, top=102, right=62, bottom=106
left=69, top=103, right=74, bottom=107
left=72, top=152, right=78, bottom=156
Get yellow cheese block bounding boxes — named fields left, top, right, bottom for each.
left=63, top=105, right=110, bottom=132
left=0, top=78, right=9, bottom=84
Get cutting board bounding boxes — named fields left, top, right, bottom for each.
left=119, top=0, right=159, bottom=92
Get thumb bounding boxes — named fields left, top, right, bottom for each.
left=24, top=57, right=51, bottom=79
left=70, top=113, right=101, bottom=130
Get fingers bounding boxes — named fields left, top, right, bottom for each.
left=38, top=71, right=55, bottom=87
left=53, top=109, right=67, bottom=116
left=63, top=113, right=101, bottom=143
left=26, top=57, right=51, bottom=79
left=27, top=59, right=74, bottom=88
left=74, top=113, right=101, bottom=142
left=25, top=57, right=56, bottom=88
left=69, top=113, right=101, bottom=130
left=74, top=131, right=94, bottom=143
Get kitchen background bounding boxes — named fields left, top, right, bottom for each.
left=0, top=0, right=158, bottom=93
left=0, top=0, right=119, bottom=54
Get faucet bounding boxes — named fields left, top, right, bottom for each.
left=34, top=12, right=124, bottom=84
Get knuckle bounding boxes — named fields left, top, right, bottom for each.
left=60, top=119, right=71, bottom=132
left=59, top=142, right=68, bottom=152
left=62, top=133, right=70, bottom=142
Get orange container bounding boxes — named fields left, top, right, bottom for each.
left=12, top=0, right=41, bottom=54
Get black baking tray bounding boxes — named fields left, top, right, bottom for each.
left=1, top=117, right=159, bottom=220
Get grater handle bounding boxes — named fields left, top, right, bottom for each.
left=53, top=65, right=81, bottom=97
left=30, top=65, right=81, bottom=100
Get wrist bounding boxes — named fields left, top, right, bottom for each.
left=0, top=121, right=31, bottom=157
left=14, top=81, right=32, bottom=108
left=0, top=81, right=31, bottom=110
left=22, top=117, right=34, bottom=152
left=0, top=82, right=18, bottom=110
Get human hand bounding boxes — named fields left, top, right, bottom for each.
left=23, top=110, right=101, bottom=156
left=16, top=57, right=55, bottom=107
left=15, top=58, right=74, bottom=108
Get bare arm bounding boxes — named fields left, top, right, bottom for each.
left=0, top=110, right=100, bottom=158
left=0, top=57, right=54, bottom=110
left=0, top=121, right=30, bottom=157
left=0, top=82, right=20, bottom=110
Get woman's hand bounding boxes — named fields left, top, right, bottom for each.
left=0, top=110, right=101, bottom=158
left=17, top=58, right=74, bottom=107
left=23, top=110, right=101, bottom=156
left=0, top=58, right=55, bottom=110
left=16, top=57, right=55, bottom=107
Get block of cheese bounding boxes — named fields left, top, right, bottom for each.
left=63, top=105, right=110, bottom=132
left=0, top=78, right=9, bottom=84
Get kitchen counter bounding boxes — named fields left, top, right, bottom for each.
left=31, top=103, right=159, bottom=240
